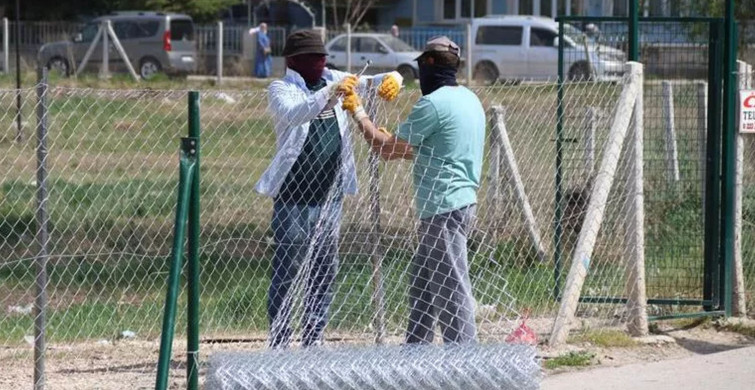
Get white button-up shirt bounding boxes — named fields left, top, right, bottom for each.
left=254, top=68, right=385, bottom=198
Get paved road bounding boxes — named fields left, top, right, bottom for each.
left=542, top=346, right=755, bottom=390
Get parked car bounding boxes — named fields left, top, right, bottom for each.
left=39, top=11, right=197, bottom=79
left=470, top=16, right=626, bottom=83
left=324, top=33, right=423, bottom=82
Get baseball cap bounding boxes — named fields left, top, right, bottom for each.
left=415, top=36, right=461, bottom=61
left=282, top=30, right=327, bottom=57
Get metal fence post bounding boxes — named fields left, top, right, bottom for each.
left=217, top=22, right=223, bottom=84
left=703, top=20, right=724, bottom=312
left=34, top=66, right=50, bottom=390
left=720, top=7, right=737, bottom=317
left=155, top=97, right=199, bottom=390
left=187, top=91, right=201, bottom=390
left=628, top=0, right=639, bottom=61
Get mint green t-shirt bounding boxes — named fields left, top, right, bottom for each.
left=396, top=86, right=485, bottom=219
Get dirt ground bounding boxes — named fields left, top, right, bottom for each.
left=1, top=322, right=753, bottom=390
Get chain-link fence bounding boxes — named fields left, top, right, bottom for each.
left=738, top=61, right=755, bottom=318
left=0, top=68, right=650, bottom=388
left=2, top=57, right=752, bottom=387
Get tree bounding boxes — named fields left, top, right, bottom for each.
left=689, top=0, right=755, bottom=52
left=330, top=0, right=380, bottom=28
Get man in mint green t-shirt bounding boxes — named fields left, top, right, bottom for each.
left=343, top=36, right=485, bottom=344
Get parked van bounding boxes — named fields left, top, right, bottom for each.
left=39, top=11, right=197, bottom=79
left=470, top=16, right=626, bottom=83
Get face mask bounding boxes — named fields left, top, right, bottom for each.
left=288, top=54, right=326, bottom=84
left=418, top=63, right=458, bottom=96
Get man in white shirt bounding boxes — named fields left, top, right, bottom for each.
left=255, top=30, right=402, bottom=348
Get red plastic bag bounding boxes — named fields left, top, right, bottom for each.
left=506, top=311, right=538, bottom=345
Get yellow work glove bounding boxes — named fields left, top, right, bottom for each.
left=342, top=93, right=362, bottom=113
left=342, top=93, right=368, bottom=122
left=377, top=71, right=404, bottom=101
left=336, top=74, right=359, bottom=96
left=378, top=127, right=393, bottom=137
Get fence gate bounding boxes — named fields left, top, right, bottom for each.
left=554, top=17, right=727, bottom=320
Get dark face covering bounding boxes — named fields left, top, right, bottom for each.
left=418, top=63, right=459, bottom=96
left=287, top=54, right=327, bottom=84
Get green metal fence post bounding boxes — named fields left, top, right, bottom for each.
left=704, top=20, right=724, bottom=312
left=720, top=1, right=737, bottom=316
left=628, top=0, right=639, bottom=61
left=553, top=18, right=565, bottom=300
left=155, top=140, right=197, bottom=390
left=186, top=91, right=201, bottom=390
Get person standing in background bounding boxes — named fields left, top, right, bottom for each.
left=252, top=23, right=272, bottom=78
left=391, top=24, right=400, bottom=38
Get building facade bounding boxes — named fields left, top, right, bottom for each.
left=375, top=0, right=691, bottom=27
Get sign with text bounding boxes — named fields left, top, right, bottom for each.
left=740, top=90, right=755, bottom=133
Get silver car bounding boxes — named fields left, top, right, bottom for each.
left=325, top=33, right=422, bottom=82
left=39, top=11, right=197, bottom=79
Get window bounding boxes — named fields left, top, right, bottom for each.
left=171, top=19, right=194, bottom=41
left=461, top=0, right=488, bottom=18
left=443, top=0, right=487, bottom=20
left=541, top=0, right=554, bottom=17
left=530, top=27, right=557, bottom=47
left=113, top=21, right=158, bottom=40
left=79, top=23, right=98, bottom=42
left=330, top=37, right=346, bottom=52
left=134, top=21, right=159, bottom=38
left=443, top=0, right=455, bottom=19
left=357, top=37, right=383, bottom=53
left=382, top=36, right=415, bottom=52
left=519, top=0, right=533, bottom=15
left=475, top=26, right=522, bottom=45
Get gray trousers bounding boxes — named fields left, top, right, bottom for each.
left=406, top=205, right=477, bottom=344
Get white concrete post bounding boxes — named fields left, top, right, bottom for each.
left=584, top=107, right=598, bottom=182
left=3, top=18, right=8, bottom=74
left=662, top=81, right=680, bottom=185
left=549, top=62, right=643, bottom=346
left=106, top=22, right=139, bottom=81
left=733, top=60, right=749, bottom=317
left=217, top=21, right=224, bottom=84
left=485, top=107, right=502, bottom=221
left=466, top=22, right=473, bottom=85
left=346, top=23, right=352, bottom=74
left=625, top=68, right=648, bottom=337
left=99, top=20, right=110, bottom=79
left=493, top=106, right=547, bottom=264
left=698, top=82, right=708, bottom=205
left=76, top=24, right=104, bottom=77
